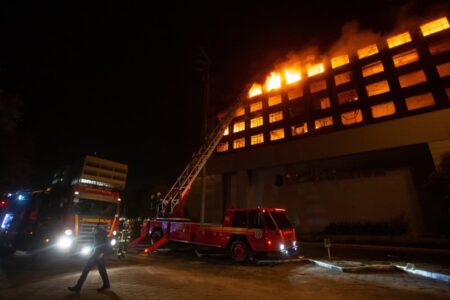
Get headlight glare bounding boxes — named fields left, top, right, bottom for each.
left=57, top=236, right=72, bottom=249
left=110, top=238, right=117, bottom=246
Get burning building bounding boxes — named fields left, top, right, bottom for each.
left=187, top=16, right=450, bottom=237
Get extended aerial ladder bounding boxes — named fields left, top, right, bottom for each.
left=127, top=85, right=249, bottom=251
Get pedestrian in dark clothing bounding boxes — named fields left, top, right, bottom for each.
left=68, top=223, right=111, bottom=292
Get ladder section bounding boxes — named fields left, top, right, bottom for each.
left=160, top=87, right=248, bottom=217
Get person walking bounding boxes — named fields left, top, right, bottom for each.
left=68, top=223, right=111, bottom=292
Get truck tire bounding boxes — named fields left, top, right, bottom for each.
left=229, top=239, right=249, bottom=262
left=150, top=230, right=162, bottom=245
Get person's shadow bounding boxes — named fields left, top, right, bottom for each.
left=64, top=290, right=122, bottom=300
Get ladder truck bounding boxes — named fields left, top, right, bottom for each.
left=128, top=86, right=299, bottom=262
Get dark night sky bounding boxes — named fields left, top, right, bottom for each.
left=0, top=1, right=448, bottom=198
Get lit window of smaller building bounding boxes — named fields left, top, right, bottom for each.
left=233, top=138, right=245, bottom=149
left=337, top=89, right=359, bottom=105
left=291, top=123, right=308, bottom=136
left=386, top=32, right=412, bottom=48
left=268, top=95, right=282, bottom=106
left=235, top=106, right=245, bottom=117
left=362, top=61, right=384, bottom=77
left=270, top=128, right=285, bottom=141
left=331, top=55, right=350, bottom=69
left=398, top=70, right=427, bottom=88
left=250, top=101, right=262, bottom=112
left=428, top=39, right=450, bottom=55
left=223, top=127, right=229, bottom=136
left=436, top=62, right=450, bottom=78
left=405, top=93, right=435, bottom=111
left=307, top=63, right=325, bottom=77
left=334, top=71, right=352, bottom=86
left=269, top=111, right=283, bottom=123
left=420, top=17, right=449, bottom=37
left=313, top=97, right=331, bottom=110
left=217, top=142, right=229, bottom=152
left=287, top=87, right=303, bottom=100
left=233, top=121, right=245, bottom=133
left=315, top=116, right=333, bottom=129
left=371, top=101, right=396, bottom=118
left=250, top=116, right=263, bottom=128
left=357, top=44, right=379, bottom=59
left=341, top=109, right=363, bottom=125
left=366, top=80, right=390, bottom=96
left=309, top=79, right=327, bottom=93
left=393, top=49, right=419, bottom=68
left=250, top=133, right=264, bottom=145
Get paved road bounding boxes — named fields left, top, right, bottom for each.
left=0, top=246, right=449, bottom=300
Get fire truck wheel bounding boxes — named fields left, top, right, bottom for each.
left=230, top=239, right=249, bottom=262
left=150, top=230, right=162, bottom=245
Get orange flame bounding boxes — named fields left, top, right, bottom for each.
left=248, top=83, right=263, bottom=98
left=307, top=63, right=325, bottom=77
left=265, top=72, right=281, bottom=92
left=284, top=68, right=302, bottom=84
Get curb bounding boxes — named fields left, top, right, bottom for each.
left=309, top=259, right=396, bottom=273
left=395, top=264, right=450, bottom=283
left=254, top=257, right=308, bottom=265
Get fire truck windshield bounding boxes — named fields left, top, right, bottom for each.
left=266, top=212, right=293, bottom=230
left=74, top=198, right=117, bottom=218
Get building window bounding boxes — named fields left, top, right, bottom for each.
left=287, top=87, right=303, bottom=100
left=334, top=71, right=352, bottom=86
left=337, top=89, right=359, bottom=105
left=291, top=123, right=308, bottom=136
left=393, top=49, right=419, bottom=68
left=217, top=142, right=229, bottom=152
left=331, top=55, right=350, bottom=69
left=307, top=63, right=325, bottom=77
left=362, top=61, right=384, bottom=77
left=233, top=138, right=245, bottom=149
left=366, top=80, right=390, bottom=96
left=235, top=106, right=245, bottom=117
left=357, top=44, right=379, bottom=59
left=250, top=133, right=264, bottom=145
left=315, top=116, right=333, bottom=129
left=309, top=79, right=327, bottom=93
left=250, top=101, right=262, bottom=112
left=371, top=101, right=396, bottom=118
left=248, top=83, right=263, bottom=98
left=405, top=93, right=435, bottom=111
left=420, top=17, right=449, bottom=37
left=268, top=95, right=282, bottom=106
left=386, top=32, right=412, bottom=48
left=269, top=111, right=283, bottom=123
left=313, top=97, right=331, bottom=110
left=250, top=116, right=263, bottom=128
left=428, top=39, right=450, bottom=55
left=223, top=127, right=229, bottom=136
left=436, top=62, right=450, bottom=78
left=270, top=128, right=285, bottom=141
left=233, top=121, right=245, bottom=133
left=398, top=70, right=427, bottom=88
left=341, top=109, right=363, bottom=125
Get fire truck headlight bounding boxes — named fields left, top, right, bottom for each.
left=293, top=241, right=297, bottom=247
left=64, top=229, right=73, bottom=236
left=57, top=236, right=73, bottom=249
left=110, top=238, right=117, bottom=246
left=81, top=246, right=92, bottom=256
left=279, top=243, right=285, bottom=251
left=113, top=230, right=117, bottom=236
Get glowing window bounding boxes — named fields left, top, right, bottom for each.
left=341, top=109, right=363, bottom=125
left=235, top=106, right=245, bottom=117
left=287, top=87, right=303, bottom=100
left=291, top=123, right=308, bottom=136
left=233, top=121, right=245, bottom=133
left=436, top=62, right=450, bottom=78
left=250, top=116, right=263, bottom=128
left=393, top=49, right=419, bottom=68
left=428, top=39, right=450, bottom=55
left=310, top=79, right=327, bottom=93
left=337, top=89, right=359, bottom=105
left=269, top=111, right=283, bottom=123
left=371, top=102, right=396, bottom=118
left=313, top=97, right=331, bottom=110
left=223, top=128, right=229, bottom=136
left=270, top=128, right=285, bottom=141
left=268, top=95, right=282, bottom=107
left=233, top=138, right=245, bottom=149
left=307, top=63, right=325, bottom=77
left=334, top=71, right=352, bottom=86
left=331, top=55, right=350, bottom=69
left=284, top=69, right=302, bottom=84
left=250, top=133, right=264, bottom=145
left=405, top=93, right=435, bottom=110
left=357, top=44, right=379, bottom=59
left=366, top=80, right=390, bottom=96
left=362, top=61, right=384, bottom=77
left=420, top=17, right=450, bottom=37
left=315, top=116, right=333, bottom=129
left=398, top=70, right=427, bottom=88
left=387, top=32, right=412, bottom=49
left=250, top=101, right=262, bottom=112
left=217, top=142, right=229, bottom=152
left=248, top=83, right=262, bottom=98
